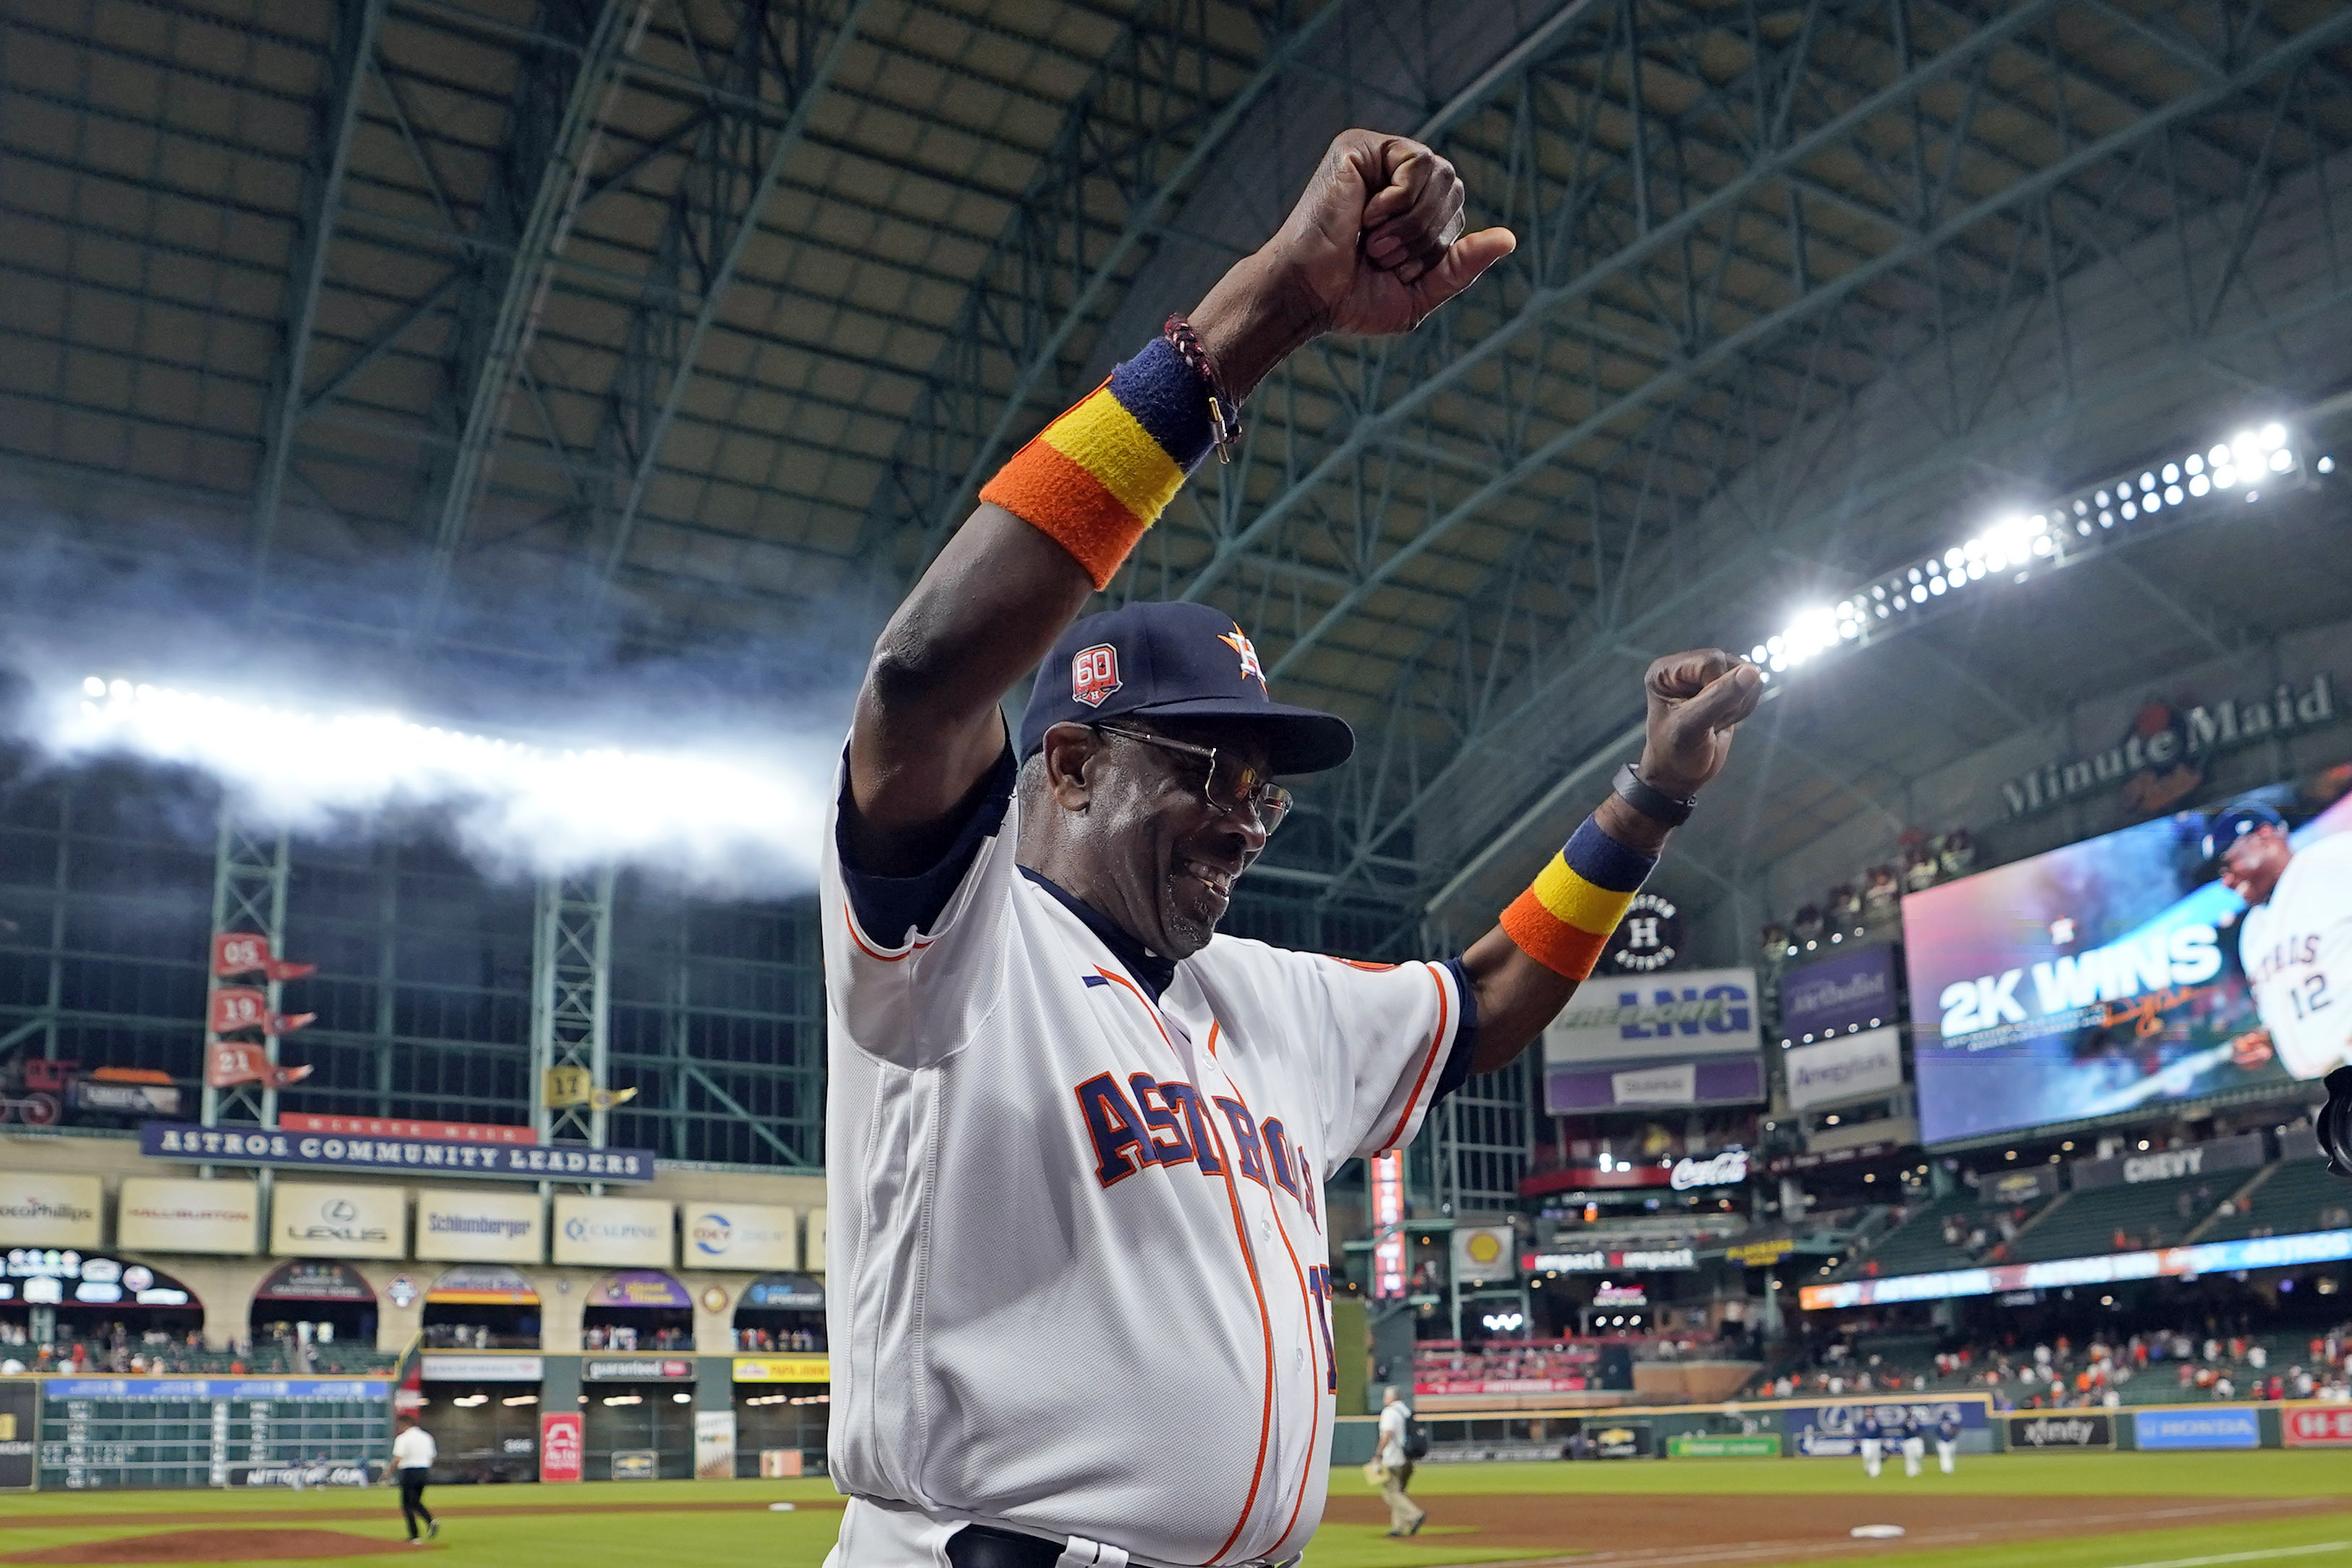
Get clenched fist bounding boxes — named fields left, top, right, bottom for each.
left=1635, top=650, right=1765, bottom=799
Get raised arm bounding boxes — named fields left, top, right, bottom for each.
left=842, top=131, right=1515, bottom=874
left=1459, top=650, right=1764, bottom=1074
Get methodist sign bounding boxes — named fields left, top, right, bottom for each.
left=142, top=1124, right=654, bottom=1183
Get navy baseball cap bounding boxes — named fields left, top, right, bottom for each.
left=2204, top=800, right=2288, bottom=861
left=1018, top=601, right=1354, bottom=775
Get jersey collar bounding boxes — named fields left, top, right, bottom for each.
left=1019, top=867, right=1178, bottom=1001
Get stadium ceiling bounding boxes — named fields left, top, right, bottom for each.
left=4, top=0, right=2351, bottom=916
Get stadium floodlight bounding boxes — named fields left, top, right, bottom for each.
left=55, top=674, right=830, bottom=891
left=1748, top=416, right=2325, bottom=682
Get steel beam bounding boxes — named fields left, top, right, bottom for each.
left=416, top=0, right=647, bottom=632
left=586, top=0, right=877, bottom=609
left=530, top=868, right=617, bottom=1149
left=247, top=0, right=388, bottom=581
left=857, top=0, right=1337, bottom=582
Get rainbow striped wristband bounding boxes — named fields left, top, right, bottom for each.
left=978, top=337, right=1214, bottom=589
left=1500, top=815, right=1656, bottom=979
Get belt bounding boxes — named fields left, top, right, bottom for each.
left=947, top=1525, right=1127, bottom=1568
left=944, top=1523, right=1298, bottom=1568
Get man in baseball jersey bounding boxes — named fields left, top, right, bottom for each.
left=1855, top=1409, right=1883, bottom=1478
left=822, top=127, right=1763, bottom=1568
left=2211, top=802, right=2352, bottom=1081
left=1899, top=1410, right=1925, bottom=1478
left=1935, top=1410, right=1962, bottom=1474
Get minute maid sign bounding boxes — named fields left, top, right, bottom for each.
left=1998, top=672, right=2338, bottom=818
left=682, top=1204, right=797, bottom=1272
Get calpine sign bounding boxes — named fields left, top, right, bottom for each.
left=1999, top=673, right=2338, bottom=818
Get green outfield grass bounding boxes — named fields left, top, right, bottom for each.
left=1, top=1457, right=2348, bottom=1568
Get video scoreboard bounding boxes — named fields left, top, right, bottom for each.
left=4, top=1377, right=390, bottom=1491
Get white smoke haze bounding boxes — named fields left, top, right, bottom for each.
left=0, top=523, right=867, bottom=896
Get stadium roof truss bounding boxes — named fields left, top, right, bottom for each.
left=5, top=0, right=2352, bottom=920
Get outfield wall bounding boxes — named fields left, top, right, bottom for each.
left=1331, top=1394, right=2352, bottom=1465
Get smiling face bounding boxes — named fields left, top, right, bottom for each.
left=2218, top=824, right=2293, bottom=907
left=1019, top=716, right=1274, bottom=959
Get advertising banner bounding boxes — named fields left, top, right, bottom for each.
left=231, top=1462, right=377, bottom=1488
left=1452, top=1225, right=1516, bottom=1285
left=539, top=1412, right=583, bottom=1483
left=423, top=1355, right=543, bottom=1383
left=1526, top=1245, right=1696, bottom=1273
left=2283, top=1405, right=2352, bottom=1447
left=741, top=1274, right=823, bottom=1311
left=1784, top=1400, right=1987, bottom=1457
left=733, top=1356, right=831, bottom=1384
left=2134, top=1408, right=2259, bottom=1450
left=416, top=1188, right=544, bottom=1263
left=582, top=1358, right=695, bottom=1383
left=1983, top=1166, right=2062, bottom=1205
left=0, top=1381, right=33, bottom=1490
left=1905, top=776, right=2352, bottom=1145
left=1778, top=946, right=1900, bottom=1042
left=70, top=1080, right=181, bottom=1116
left=553, top=1197, right=672, bottom=1267
left=611, top=1450, right=659, bottom=1480
left=425, top=1263, right=539, bottom=1305
left=0, top=1173, right=102, bottom=1248
left=1582, top=1421, right=1654, bottom=1459
left=1370, top=1152, right=1406, bottom=1299
left=694, top=1410, right=737, bottom=1480
left=255, top=1260, right=374, bottom=1302
left=43, top=1378, right=390, bottom=1401
left=1542, top=968, right=1762, bottom=1063
left=142, top=1123, right=653, bottom=1183
left=589, top=1269, right=691, bottom=1309
left=1666, top=1434, right=1779, bottom=1457
left=680, top=1204, right=797, bottom=1272
left=2005, top=1413, right=2114, bottom=1449
left=1545, top=1055, right=1764, bottom=1113
left=805, top=1207, right=826, bottom=1272
left=116, top=1178, right=259, bottom=1255
left=4, top=1252, right=192, bottom=1306
left=1784, top=1028, right=1906, bottom=1111
left=2070, top=1133, right=2264, bottom=1191
left=1803, top=1227, right=2352, bottom=1310
left=269, top=1183, right=405, bottom=1259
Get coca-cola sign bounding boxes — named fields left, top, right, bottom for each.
left=1669, top=1149, right=1749, bottom=1190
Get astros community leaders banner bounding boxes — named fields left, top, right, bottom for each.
left=0, top=1173, right=102, bottom=1248
left=116, top=1178, right=260, bottom=1254
left=142, top=1123, right=655, bottom=1182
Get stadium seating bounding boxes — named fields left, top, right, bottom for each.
left=2004, top=1172, right=2213, bottom=1263
left=2196, top=1158, right=2352, bottom=1244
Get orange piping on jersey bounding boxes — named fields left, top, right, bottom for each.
left=1090, top=967, right=1178, bottom=1053
left=1211, top=1069, right=1327, bottom=1563
left=1375, top=963, right=1453, bottom=1152
left=841, top=904, right=931, bottom=963
left=1194, top=1019, right=1277, bottom=1568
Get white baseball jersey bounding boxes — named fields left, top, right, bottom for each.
left=821, top=752, right=1469, bottom=1567
left=2240, top=834, right=2352, bottom=1081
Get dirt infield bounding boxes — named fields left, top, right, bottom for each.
left=1, top=1530, right=417, bottom=1564
left=1322, top=1491, right=2352, bottom=1567
left=0, top=1501, right=847, bottom=1533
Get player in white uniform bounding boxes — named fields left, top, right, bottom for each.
left=2212, top=803, right=2352, bottom=1081
left=823, top=128, right=1762, bottom=1568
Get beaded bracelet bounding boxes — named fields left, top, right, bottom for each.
left=1163, top=313, right=1243, bottom=463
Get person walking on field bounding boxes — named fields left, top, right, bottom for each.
left=390, top=1413, right=437, bottom=1546
left=1899, top=1411, right=1926, bottom=1478
left=1935, top=1410, right=1962, bottom=1474
left=1857, top=1410, right=1884, bottom=1478
left=1377, top=1387, right=1425, bottom=1538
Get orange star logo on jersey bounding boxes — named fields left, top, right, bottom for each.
left=1219, top=623, right=1266, bottom=690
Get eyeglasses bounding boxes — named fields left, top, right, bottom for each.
left=1095, top=724, right=1291, bottom=834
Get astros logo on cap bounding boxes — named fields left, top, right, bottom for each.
left=1218, top=623, right=1266, bottom=690
left=1072, top=643, right=1121, bottom=707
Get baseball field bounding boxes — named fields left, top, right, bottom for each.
left=1, top=1455, right=2348, bottom=1568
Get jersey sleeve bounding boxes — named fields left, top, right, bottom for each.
left=1251, top=951, right=1475, bottom=1170
left=821, top=743, right=1021, bottom=1070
